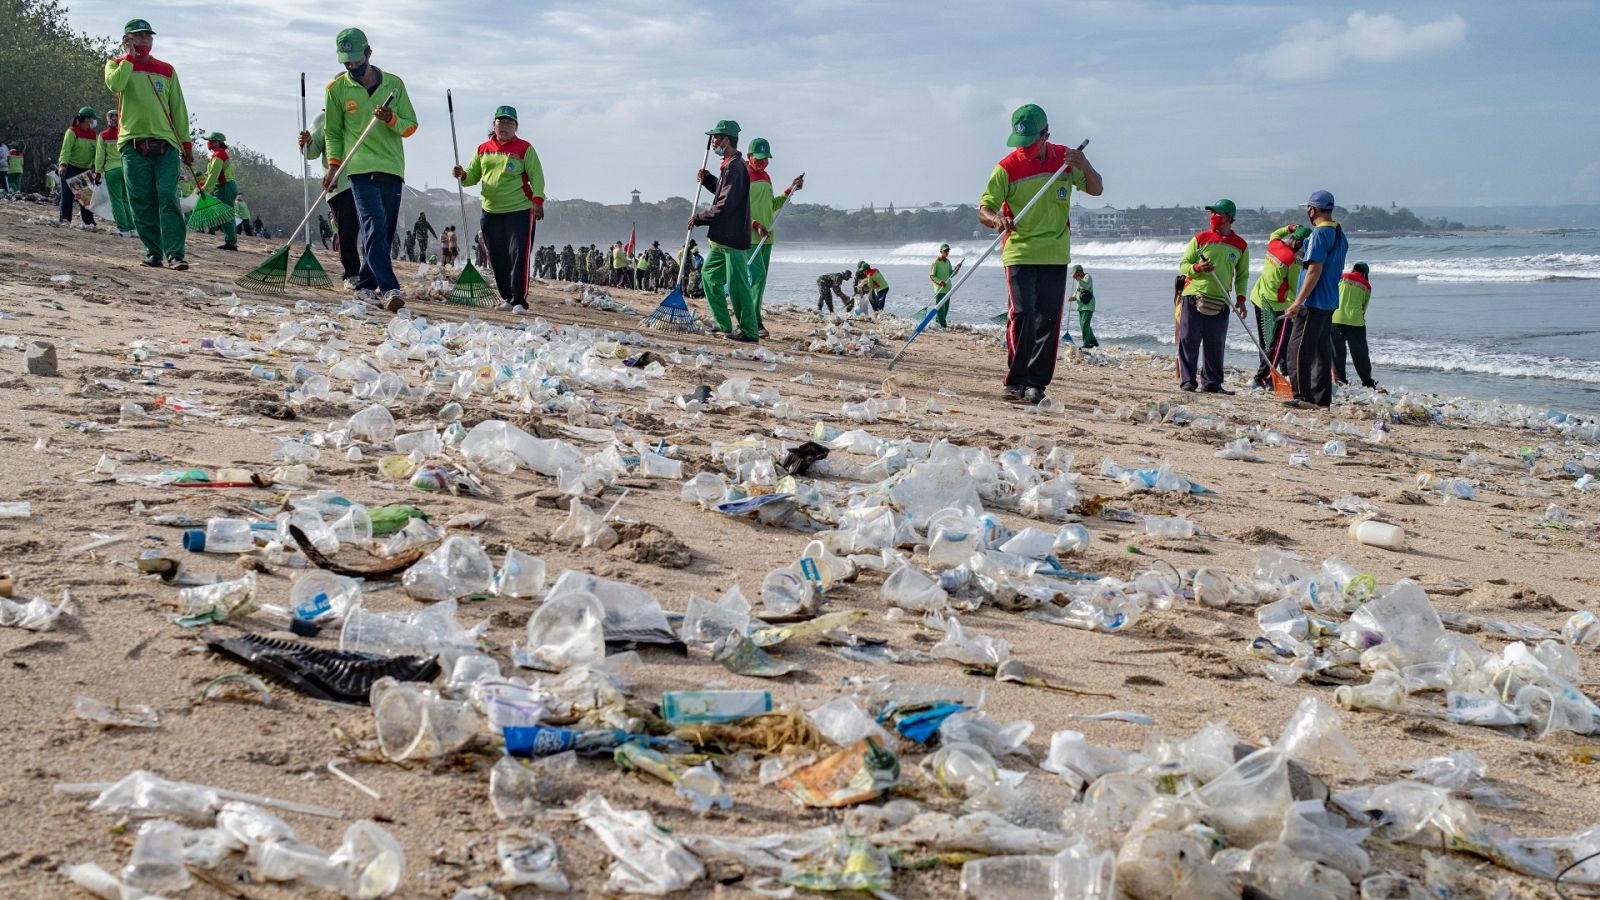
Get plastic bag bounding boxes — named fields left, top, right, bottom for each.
left=937, top=710, right=1034, bottom=760
left=401, top=535, right=494, bottom=601
left=576, top=792, right=705, bottom=894
left=808, top=697, right=891, bottom=747
left=1196, top=747, right=1293, bottom=847
left=929, top=614, right=1012, bottom=666
left=1280, top=798, right=1371, bottom=879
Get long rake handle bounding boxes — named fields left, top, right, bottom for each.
left=676, top=139, right=713, bottom=289
left=276, top=89, right=397, bottom=255
left=299, top=73, right=312, bottom=247
left=1205, top=268, right=1275, bottom=369
left=747, top=171, right=804, bottom=260
left=446, top=90, right=472, bottom=249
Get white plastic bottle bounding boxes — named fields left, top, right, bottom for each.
left=182, top=518, right=255, bottom=553
left=1348, top=519, right=1405, bottom=551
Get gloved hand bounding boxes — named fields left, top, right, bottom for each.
left=1192, top=259, right=1214, bottom=273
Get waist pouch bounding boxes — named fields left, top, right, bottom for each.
left=133, top=139, right=167, bottom=156
left=1192, top=296, right=1228, bottom=316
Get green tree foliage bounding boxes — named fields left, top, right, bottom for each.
left=0, top=0, right=115, bottom=193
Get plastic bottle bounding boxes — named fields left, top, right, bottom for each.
left=1143, top=516, right=1197, bottom=539
left=660, top=690, right=773, bottom=725
left=1348, top=519, right=1405, bottom=551
left=182, top=517, right=256, bottom=553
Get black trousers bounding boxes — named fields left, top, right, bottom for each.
left=1332, top=323, right=1376, bottom=388
left=1287, top=307, right=1336, bottom=407
left=1175, top=296, right=1230, bottom=389
left=482, top=208, right=534, bottom=307
left=1003, top=264, right=1068, bottom=389
left=328, top=189, right=360, bottom=281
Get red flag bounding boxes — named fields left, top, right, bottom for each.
left=624, top=224, right=636, bottom=258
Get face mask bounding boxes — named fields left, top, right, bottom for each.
left=1209, top=213, right=1229, bottom=233
left=348, top=61, right=370, bottom=80
left=749, top=159, right=767, bottom=172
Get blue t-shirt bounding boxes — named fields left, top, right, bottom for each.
left=1297, top=222, right=1348, bottom=311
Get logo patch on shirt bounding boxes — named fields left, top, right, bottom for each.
left=152, top=80, right=163, bottom=94
left=505, top=160, right=515, bottom=172
left=344, top=100, right=358, bottom=114
left=1055, top=186, right=1068, bottom=200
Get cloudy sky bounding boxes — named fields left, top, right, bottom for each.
left=69, top=0, right=1600, bottom=209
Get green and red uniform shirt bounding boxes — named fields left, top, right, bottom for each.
left=198, top=148, right=233, bottom=191
left=104, top=54, right=190, bottom=152
left=322, top=69, right=417, bottom=179
left=930, top=256, right=954, bottom=294
left=863, top=268, right=888, bottom=292
left=58, top=124, right=97, bottom=169
left=747, top=166, right=790, bottom=244
left=459, top=135, right=545, bottom=214
left=1332, top=271, right=1372, bottom=326
left=94, top=126, right=122, bottom=173
left=1179, top=229, right=1249, bottom=300
left=1249, top=225, right=1303, bottom=313
left=980, top=142, right=1089, bottom=267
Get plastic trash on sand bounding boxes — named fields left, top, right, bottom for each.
left=520, top=589, right=605, bottom=671
left=496, top=832, right=570, bottom=891
left=938, top=710, right=1035, bottom=760
left=929, top=613, right=1012, bottom=666
left=174, top=573, right=259, bottom=627
left=783, top=832, right=894, bottom=893
left=808, top=697, right=892, bottom=747
left=491, top=753, right=578, bottom=819
left=1279, top=798, right=1371, bottom=879
left=401, top=535, right=495, bottom=601
left=459, top=420, right=583, bottom=477
left=576, top=792, right=705, bottom=894
left=961, top=847, right=1115, bottom=900
left=0, top=592, right=75, bottom=631
left=346, top=404, right=396, bottom=446
left=1335, top=670, right=1406, bottom=712
left=679, top=587, right=752, bottom=649
left=75, top=696, right=160, bottom=729
left=122, top=819, right=192, bottom=893
left=778, top=738, right=901, bottom=808
left=371, top=678, right=477, bottom=762
left=882, top=562, right=948, bottom=611
left=1041, top=730, right=1136, bottom=792
left=675, top=762, right=733, bottom=813
left=492, top=547, right=546, bottom=598
left=1115, top=798, right=1232, bottom=899
left=1341, top=580, right=1445, bottom=667
left=550, top=498, right=619, bottom=549
left=1277, top=697, right=1368, bottom=778
left=1196, top=747, right=1294, bottom=847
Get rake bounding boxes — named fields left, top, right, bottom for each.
left=285, top=74, right=332, bottom=289
left=238, top=89, right=396, bottom=294
left=445, top=89, right=495, bottom=306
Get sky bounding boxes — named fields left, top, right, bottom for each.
left=66, top=0, right=1600, bottom=210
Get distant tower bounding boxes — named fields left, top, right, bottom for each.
left=630, top=189, right=642, bottom=206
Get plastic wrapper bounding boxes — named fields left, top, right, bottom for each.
left=576, top=792, right=705, bottom=894
left=782, top=832, right=893, bottom=893
left=0, top=592, right=75, bottom=631
left=400, top=535, right=494, bottom=601
left=808, top=697, right=891, bottom=747
left=174, top=573, right=259, bottom=627
left=713, top=630, right=799, bottom=678
left=928, top=614, right=1012, bottom=666
left=520, top=589, right=605, bottom=671
left=779, top=738, right=901, bottom=808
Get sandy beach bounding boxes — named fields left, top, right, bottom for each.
left=1, top=199, right=1598, bottom=899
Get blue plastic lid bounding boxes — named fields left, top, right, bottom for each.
left=182, top=529, right=205, bottom=552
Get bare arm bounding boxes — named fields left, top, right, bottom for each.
left=1288, top=261, right=1323, bottom=314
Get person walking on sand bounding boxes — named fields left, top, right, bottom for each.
left=236, top=193, right=253, bottom=237
left=94, top=110, right=135, bottom=236
left=746, top=137, right=803, bottom=336
left=1247, top=224, right=1310, bottom=388
left=1072, top=265, right=1098, bottom=348
left=440, top=225, right=458, bottom=266
left=322, top=27, right=419, bottom=309
left=105, top=18, right=192, bottom=269
left=1332, top=261, right=1377, bottom=389
left=411, top=212, right=436, bottom=260
left=610, top=241, right=628, bottom=287
left=1175, top=199, right=1248, bottom=395
left=929, top=243, right=955, bottom=328
left=1283, top=190, right=1349, bottom=409
left=58, top=106, right=99, bottom=227
left=690, top=120, right=758, bottom=342
left=977, top=103, right=1103, bottom=405
left=301, top=111, right=361, bottom=286
left=196, top=132, right=240, bottom=250
left=453, top=104, right=545, bottom=313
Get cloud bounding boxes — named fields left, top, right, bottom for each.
left=1247, top=11, right=1468, bottom=81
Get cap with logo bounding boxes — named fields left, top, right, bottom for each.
left=493, top=105, right=518, bottom=122
left=748, top=137, right=772, bottom=160
left=1204, top=198, right=1238, bottom=218
left=1007, top=103, right=1048, bottom=148
left=1307, top=189, right=1335, bottom=210
left=123, top=19, right=154, bottom=35
left=77, top=106, right=97, bottom=119
left=335, top=27, right=369, bottom=63
left=939, top=243, right=950, bottom=251
left=704, top=119, right=740, bottom=138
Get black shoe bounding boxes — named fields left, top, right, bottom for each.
left=140, top=254, right=163, bottom=268
left=1202, top=386, right=1235, bottom=395
left=1283, top=399, right=1315, bottom=409
left=218, top=243, right=238, bottom=251
left=168, top=257, right=189, bottom=271
left=1003, top=386, right=1026, bottom=403
left=758, top=326, right=769, bottom=338
left=730, top=333, right=758, bottom=344
left=1180, top=382, right=1197, bottom=393
left=1022, top=387, right=1046, bottom=405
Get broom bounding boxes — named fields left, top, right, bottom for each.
left=238, top=90, right=396, bottom=294
left=445, top=90, right=496, bottom=305
left=288, top=73, right=332, bottom=288
left=641, top=138, right=710, bottom=334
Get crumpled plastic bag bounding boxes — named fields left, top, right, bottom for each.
left=401, top=535, right=494, bottom=601
left=0, top=591, right=75, bottom=631
left=928, top=613, right=1012, bottom=666
left=576, top=792, right=704, bottom=894
left=937, top=710, right=1035, bottom=761
left=869, top=810, right=1074, bottom=853
left=1279, top=798, right=1371, bottom=880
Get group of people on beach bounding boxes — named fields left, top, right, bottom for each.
left=77, top=19, right=1374, bottom=405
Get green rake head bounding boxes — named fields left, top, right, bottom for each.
left=289, top=246, right=334, bottom=289
left=187, top=193, right=235, bottom=232
left=236, top=245, right=290, bottom=294
left=448, top=262, right=497, bottom=306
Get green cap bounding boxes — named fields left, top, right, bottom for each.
left=1290, top=225, right=1312, bottom=242
left=1204, top=198, right=1238, bottom=218
left=335, top=27, right=369, bottom=63
left=1073, top=264, right=1084, bottom=273
left=493, top=105, right=518, bottom=122
left=1354, top=261, right=1369, bottom=274
left=204, top=131, right=226, bottom=142
left=705, top=119, right=740, bottom=138
left=939, top=243, right=950, bottom=251
left=123, top=18, right=154, bottom=35
left=748, top=137, right=772, bottom=160
left=857, top=260, right=868, bottom=270
left=1007, top=103, right=1048, bottom=147
left=77, top=106, right=97, bottom=119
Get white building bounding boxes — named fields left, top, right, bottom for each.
left=1084, top=205, right=1123, bottom=230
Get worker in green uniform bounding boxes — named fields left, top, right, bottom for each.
left=105, top=18, right=192, bottom=269
left=1175, top=199, right=1249, bottom=394
left=1331, top=262, right=1377, bottom=389
left=6, top=144, right=22, bottom=197
left=689, top=120, right=758, bottom=342
left=197, top=132, right=239, bottom=250
left=858, top=261, right=889, bottom=314
left=745, top=136, right=803, bottom=336
left=452, top=104, right=546, bottom=313
left=1247, top=224, right=1310, bottom=387
left=94, top=110, right=135, bottom=236
left=234, top=193, right=253, bottom=236
left=929, top=243, right=955, bottom=327
left=58, top=106, right=99, bottom=226
left=1072, top=265, right=1098, bottom=348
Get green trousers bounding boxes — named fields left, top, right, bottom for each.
left=702, top=243, right=757, bottom=339
left=1079, top=306, right=1098, bottom=348
left=213, top=180, right=238, bottom=246
left=120, top=145, right=185, bottom=261
left=748, top=242, right=773, bottom=326
left=103, top=167, right=135, bottom=232
left=934, top=290, right=950, bottom=326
